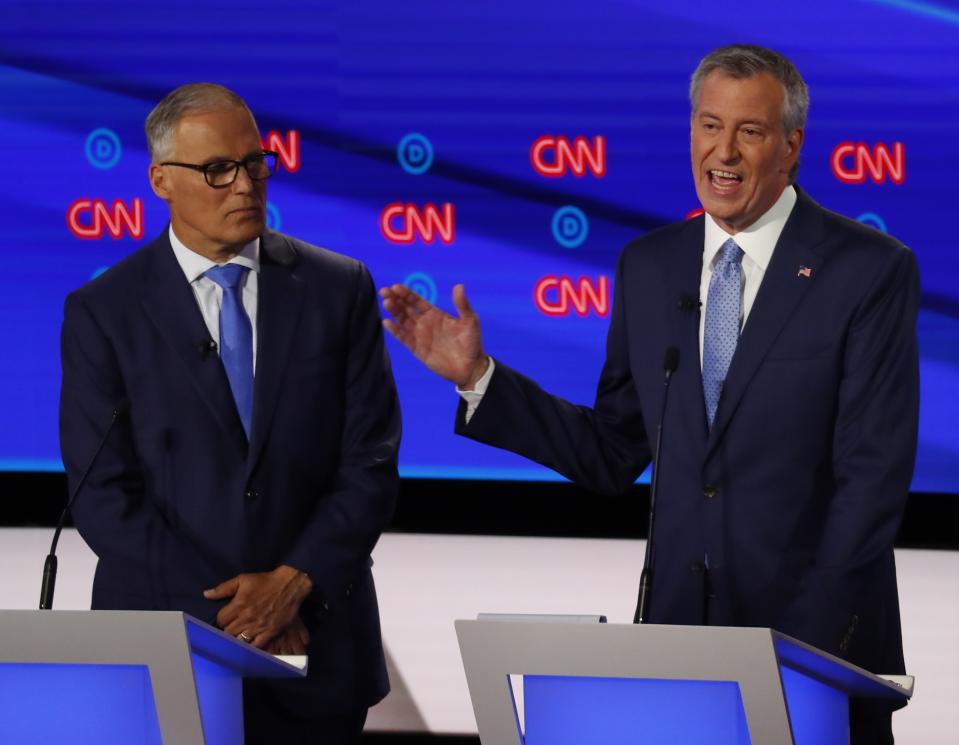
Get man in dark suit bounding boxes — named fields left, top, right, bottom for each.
left=380, top=45, right=918, bottom=743
left=60, top=83, right=401, bottom=744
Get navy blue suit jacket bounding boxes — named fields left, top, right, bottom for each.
left=60, top=228, right=401, bottom=713
left=458, top=188, right=919, bottom=676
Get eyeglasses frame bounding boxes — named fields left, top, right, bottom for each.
left=159, top=150, right=280, bottom=188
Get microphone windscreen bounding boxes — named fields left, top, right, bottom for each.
left=663, top=347, right=680, bottom=373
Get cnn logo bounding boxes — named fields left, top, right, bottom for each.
left=534, top=276, right=609, bottom=317
left=380, top=203, right=455, bottom=245
left=831, top=142, right=905, bottom=185
left=261, top=130, right=300, bottom=173
left=67, top=198, right=144, bottom=240
left=531, top=136, right=607, bottom=178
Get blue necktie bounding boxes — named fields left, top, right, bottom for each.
left=205, top=263, right=254, bottom=438
left=703, top=238, right=744, bottom=428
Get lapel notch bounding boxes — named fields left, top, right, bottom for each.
left=139, top=233, right=248, bottom=454
left=705, top=190, right=828, bottom=457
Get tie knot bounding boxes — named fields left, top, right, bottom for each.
left=205, top=262, right=249, bottom=290
left=717, top=238, right=744, bottom=266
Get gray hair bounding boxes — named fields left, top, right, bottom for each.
left=145, top=83, right=256, bottom=162
left=689, top=45, right=809, bottom=180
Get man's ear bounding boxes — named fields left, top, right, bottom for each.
left=149, top=163, right=172, bottom=200
left=783, top=127, right=804, bottom=173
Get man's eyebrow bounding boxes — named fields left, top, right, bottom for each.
left=197, top=149, right=264, bottom=165
left=198, top=154, right=234, bottom=165
left=697, top=111, right=770, bottom=129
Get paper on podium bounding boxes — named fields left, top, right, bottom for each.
left=273, top=654, right=308, bottom=671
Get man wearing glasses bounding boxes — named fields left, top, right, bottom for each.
left=60, top=84, right=401, bottom=743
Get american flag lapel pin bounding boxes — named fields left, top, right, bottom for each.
left=797, top=265, right=812, bottom=278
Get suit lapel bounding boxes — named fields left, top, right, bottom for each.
left=705, top=189, right=827, bottom=458
left=139, top=232, right=248, bottom=454
left=665, top=216, right=709, bottom=444
left=246, top=231, right=305, bottom=475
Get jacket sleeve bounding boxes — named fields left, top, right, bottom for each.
left=455, top=251, right=651, bottom=496
left=281, top=264, right=401, bottom=595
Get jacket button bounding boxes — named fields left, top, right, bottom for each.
left=689, top=562, right=705, bottom=573
left=244, top=489, right=259, bottom=501
left=703, top=485, right=717, bottom=499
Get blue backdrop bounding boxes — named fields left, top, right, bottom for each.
left=1, top=0, right=957, bottom=491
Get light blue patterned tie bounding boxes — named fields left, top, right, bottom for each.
left=703, top=238, right=744, bottom=428
left=205, top=263, right=254, bottom=439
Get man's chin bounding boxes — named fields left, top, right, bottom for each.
left=227, top=220, right=265, bottom=243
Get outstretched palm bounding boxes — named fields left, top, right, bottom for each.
left=379, top=283, right=488, bottom=388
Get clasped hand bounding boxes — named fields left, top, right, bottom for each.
left=204, top=564, right=313, bottom=653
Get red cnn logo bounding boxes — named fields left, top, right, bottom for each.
left=531, top=136, right=607, bottom=178
left=831, top=142, right=905, bottom=185
left=380, top=203, right=455, bottom=245
left=67, top=198, right=144, bottom=239
left=261, top=130, right=300, bottom=173
left=534, top=275, right=609, bottom=317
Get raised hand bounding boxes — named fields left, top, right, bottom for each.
left=380, top=283, right=490, bottom=389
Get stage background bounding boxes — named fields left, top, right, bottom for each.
left=1, top=0, right=958, bottom=491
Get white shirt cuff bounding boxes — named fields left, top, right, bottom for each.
left=456, top=357, right=495, bottom=424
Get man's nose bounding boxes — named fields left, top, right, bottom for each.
left=231, top=164, right=256, bottom=194
left=716, top=131, right=740, bottom=163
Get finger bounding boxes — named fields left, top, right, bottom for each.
left=295, top=624, right=310, bottom=648
left=383, top=319, right=416, bottom=349
left=381, top=298, right=413, bottom=327
left=452, top=284, right=475, bottom=319
left=216, top=599, right=244, bottom=629
left=251, top=631, right=273, bottom=649
left=388, top=282, right=414, bottom=299
left=222, top=616, right=252, bottom=637
left=389, top=283, right=434, bottom=314
left=204, top=576, right=240, bottom=600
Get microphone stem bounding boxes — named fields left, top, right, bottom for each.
left=40, top=404, right=125, bottom=610
left=634, top=367, right=674, bottom=624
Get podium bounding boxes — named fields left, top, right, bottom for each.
left=0, top=610, right=305, bottom=745
left=456, top=619, right=913, bottom=745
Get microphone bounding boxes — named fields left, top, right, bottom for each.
left=633, top=347, right=679, bottom=624
left=39, top=399, right=130, bottom=610
left=198, top=339, right=217, bottom=358
left=677, top=294, right=700, bottom=312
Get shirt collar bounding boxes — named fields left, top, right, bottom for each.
left=168, top=224, right=260, bottom=283
left=703, top=184, right=797, bottom=272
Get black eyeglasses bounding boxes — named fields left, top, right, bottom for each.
left=160, top=151, right=279, bottom=188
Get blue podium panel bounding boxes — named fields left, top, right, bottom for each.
left=193, top=655, right=244, bottom=745
left=523, top=675, right=750, bottom=745
left=780, top=666, right=849, bottom=745
left=0, top=663, right=161, bottom=745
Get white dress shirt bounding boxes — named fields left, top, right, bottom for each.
left=168, top=225, right=261, bottom=372
left=699, top=185, right=796, bottom=367
left=458, top=186, right=798, bottom=421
